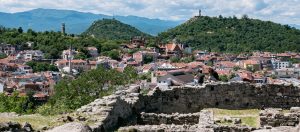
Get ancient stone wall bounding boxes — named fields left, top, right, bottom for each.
left=260, top=108, right=300, bottom=127
left=139, top=112, right=200, bottom=125
left=143, top=82, right=300, bottom=113
left=56, top=82, right=300, bottom=131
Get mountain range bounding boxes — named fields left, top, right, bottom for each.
left=0, top=8, right=181, bottom=35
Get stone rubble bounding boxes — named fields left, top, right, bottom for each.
left=46, top=122, right=92, bottom=132
left=0, top=122, right=33, bottom=132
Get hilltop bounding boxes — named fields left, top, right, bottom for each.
left=0, top=8, right=180, bottom=35
left=158, top=16, right=300, bottom=53
left=82, top=19, right=151, bottom=40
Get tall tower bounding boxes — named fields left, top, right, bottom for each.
left=61, top=23, right=66, bottom=35
left=199, top=9, right=201, bottom=17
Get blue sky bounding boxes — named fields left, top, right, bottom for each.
left=0, top=0, right=299, bottom=24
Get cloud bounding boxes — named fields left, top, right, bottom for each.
left=0, top=0, right=299, bottom=24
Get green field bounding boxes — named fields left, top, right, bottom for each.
left=205, top=108, right=260, bottom=127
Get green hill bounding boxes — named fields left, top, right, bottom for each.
left=158, top=16, right=300, bottom=53
left=82, top=19, right=151, bottom=40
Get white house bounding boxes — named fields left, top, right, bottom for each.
left=154, top=71, right=195, bottom=90
left=272, top=59, right=290, bottom=69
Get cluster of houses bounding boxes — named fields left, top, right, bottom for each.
left=1, top=37, right=300, bottom=99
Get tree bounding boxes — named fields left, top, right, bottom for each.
left=124, top=66, right=138, bottom=84
left=242, top=14, right=249, bottom=19
left=17, top=27, right=23, bottom=33
left=170, top=56, right=180, bottom=63
left=26, top=61, right=58, bottom=72
left=219, top=75, right=229, bottom=82
left=103, top=50, right=120, bottom=60
left=246, top=65, right=255, bottom=72
left=0, top=53, right=7, bottom=59
left=233, top=66, right=240, bottom=71
left=143, top=55, right=154, bottom=64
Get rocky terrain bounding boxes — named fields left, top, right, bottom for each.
left=2, top=82, right=300, bottom=131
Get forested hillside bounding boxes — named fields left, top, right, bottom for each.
left=82, top=19, right=151, bottom=40
left=158, top=16, right=300, bottom=53
left=0, top=26, right=125, bottom=59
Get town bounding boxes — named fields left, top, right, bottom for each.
left=1, top=29, right=300, bottom=101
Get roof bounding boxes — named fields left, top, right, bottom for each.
left=158, top=72, right=194, bottom=85
left=87, top=47, right=98, bottom=50
left=164, top=43, right=182, bottom=51
left=215, top=61, right=236, bottom=68
left=215, top=69, right=231, bottom=75
left=244, top=60, right=260, bottom=65
left=55, top=59, right=87, bottom=64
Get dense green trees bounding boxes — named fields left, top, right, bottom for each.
left=159, top=16, right=300, bottom=53
left=0, top=27, right=125, bottom=59
left=26, top=61, right=58, bottom=72
left=0, top=92, right=37, bottom=114
left=82, top=19, right=152, bottom=40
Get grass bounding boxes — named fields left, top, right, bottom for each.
left=205, top=108, right=260, bottom=128
left=240, top=117, right=258, bottom=127
left=0, top=114, right=63, bottom=130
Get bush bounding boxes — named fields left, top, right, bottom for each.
left=0, top=92, right=37, bottom=114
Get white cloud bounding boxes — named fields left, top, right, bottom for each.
left=0, top=0, right=299, bottom=24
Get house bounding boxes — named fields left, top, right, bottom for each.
left=277, top=53, right=292, bottom=60
left=0, top=44, right=16, bottom=55
left=271, top=59, right=291, bottom=69
left=130, top=36, right=145, bottom=48
left=274, top=68, right=300, bottom=78
left=159, top=42, right=191, bottom=57
left=120, top=36, right=146, bottom=50
left=62, top=49, right=78, bottom=60
left=154, top=71, right=195, bottom=89
left=133, top=51, right=158, bottom=64
left=55, top=59, right=89, bottom=72
left=214, top=61, right=237, bottom=70
left=253, top=73, right=267, bottom=84
left=16, top=50, right=44, bottom=61
left=196, top=55, right=217, bottom=65
left=157, top=63, right=187, bottom=71
left=141, top=63, right=157, bottom=73
left=242, top=60, right=262, bottom=71
left=18, top=65, right=33, bottom=73
left=87, top=47, right=98, bottom=58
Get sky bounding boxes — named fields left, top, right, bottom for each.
left=0, top=0, right=300, bottom=24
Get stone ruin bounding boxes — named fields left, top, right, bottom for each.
left=48, top=82, right=300, bottom=132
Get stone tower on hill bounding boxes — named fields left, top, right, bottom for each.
left=61, top=23, right=66, bottom=35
